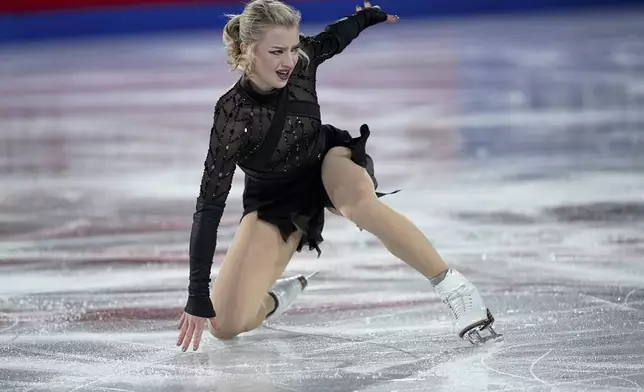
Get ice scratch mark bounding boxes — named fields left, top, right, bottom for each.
left=529, top=349, right=552, bottom=385
left=624, top=287, right=644, bottom=306
left=613, top=375, right=642, bottom=391
left=581, top=293, right=639, bottom=312
left=479, top=343, right=537, bottom=383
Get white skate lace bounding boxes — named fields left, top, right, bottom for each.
left=443, top=284, right=473, bottom=321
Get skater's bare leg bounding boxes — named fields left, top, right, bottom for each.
left=210, top=211, right=301, bottom=340
left=322, top=147, right=500, bottom=343
left=322, top=147, right=448, bottom=279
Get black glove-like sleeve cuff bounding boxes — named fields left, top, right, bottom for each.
left=184, top=296, right=216, bottom=318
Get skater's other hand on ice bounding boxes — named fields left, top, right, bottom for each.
left=356, top=1, right=400, bottom=23
left=177, top=312, right=216, bottom=352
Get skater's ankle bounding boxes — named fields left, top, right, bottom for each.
left=429, top=268, right=449, bottom=286
left=265, top=292, right=279, bottom=318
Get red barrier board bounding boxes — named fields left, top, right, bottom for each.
left=0, top=0, right=233, bottom=14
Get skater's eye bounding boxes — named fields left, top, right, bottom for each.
left=270, top=45, right=300, bottom=55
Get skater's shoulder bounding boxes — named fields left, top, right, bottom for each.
left=211, top=79, right=257, bottom=114
left=213, top=80, right=245, bottom=105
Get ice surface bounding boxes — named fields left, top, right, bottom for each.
left=1, top=8, right=644, bottom=392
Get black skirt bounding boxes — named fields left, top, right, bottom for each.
left=240, top=123, right=392, bottom=256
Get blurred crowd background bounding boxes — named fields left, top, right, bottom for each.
left=3, top=0, right=643, bottom=43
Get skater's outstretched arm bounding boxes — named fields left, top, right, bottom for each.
left=301, top=1, right=399, bottom=65
left=177, top=97, right=253, bottom=351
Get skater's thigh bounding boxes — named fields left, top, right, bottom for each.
left=322, top=147, right=375, bottom=217
left=211, top=211, right=301, bottom=331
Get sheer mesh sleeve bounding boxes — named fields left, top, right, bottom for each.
left=301, top=7, right=388, bottom=65
left=184, top=95, right=254, bottom=318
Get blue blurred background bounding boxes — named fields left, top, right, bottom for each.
left=2, top=0, right=643, bottom=43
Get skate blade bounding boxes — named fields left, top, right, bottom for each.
left=305, top=270, right=320, bottom=281
left=461, top=309, right=503, bottom=345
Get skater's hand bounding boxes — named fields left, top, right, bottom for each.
left=356, top=1, right=399, bottom=23
left=176, top=311, right=216, bottom=352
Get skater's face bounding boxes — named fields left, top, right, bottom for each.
left=245, top=25, right=300, bottom=92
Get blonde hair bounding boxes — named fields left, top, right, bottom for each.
left=222, top=0, right=309, bottom=75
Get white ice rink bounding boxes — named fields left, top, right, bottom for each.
left=1, top=8, right=644, bottom=391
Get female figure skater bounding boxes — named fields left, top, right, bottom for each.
left=176, top=0, right=500, bottom=352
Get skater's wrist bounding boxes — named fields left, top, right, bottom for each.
left=184, top=296, right=216, bottom=318
left=350, top=6, right=388, bottom=29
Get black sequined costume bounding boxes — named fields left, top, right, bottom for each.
left=185, top=7, right=390, bottom=318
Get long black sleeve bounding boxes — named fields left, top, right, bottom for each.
left=302, top=7, right=389, bottom=65
left=184, top=95, right=254, bottom=318
left=184, top=197, right=224, bottom=317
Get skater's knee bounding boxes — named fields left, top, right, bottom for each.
left=338, top=194, right=378, bottom=224
left=209, top=320, right=247, bottom=340
left=207, top=313, right=253, bottom=340
left=211, top=329, right=241, bottom=340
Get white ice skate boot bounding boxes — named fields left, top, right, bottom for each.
left=265, top=270, right=319, bottom=320
left=434, top=269, right=502, bottom=345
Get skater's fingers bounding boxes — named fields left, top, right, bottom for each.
left=181, top=322, right=196, bottom=352
left=176, top=321, right=188, bottom=346
left=386, top=14, right=400, bottom=23
left=178, top=313, right=186, bottom=330
left=192, top=323, right=205, bottom=351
